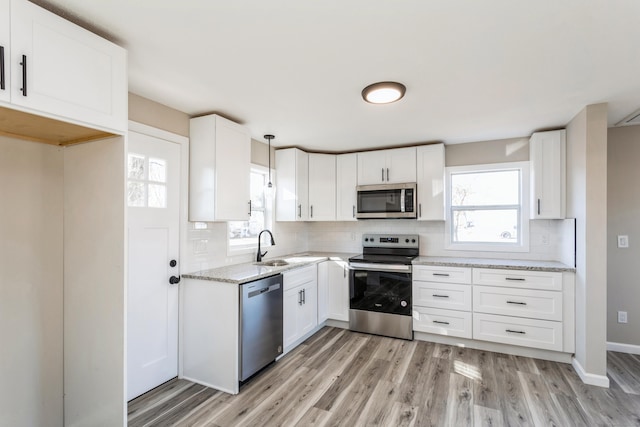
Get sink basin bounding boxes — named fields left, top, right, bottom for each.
left=256, top=259, right=289, bottom=267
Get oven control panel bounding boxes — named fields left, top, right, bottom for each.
left=362, top=234, right=419, bottom=249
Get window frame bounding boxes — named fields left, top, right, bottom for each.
left=444, top=161, right=530, bottom=253
left=226, top=164, right=274, bottom=255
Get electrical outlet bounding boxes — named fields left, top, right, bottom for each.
left=618, top=235, right=629, bottom=248
left=618, top=311, right=628, bottom=324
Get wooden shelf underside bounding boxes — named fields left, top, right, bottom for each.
left=0, top=106, right=116, bottom=146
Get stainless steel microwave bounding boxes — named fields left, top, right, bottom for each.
left=356, top=183, right=417, bottom=219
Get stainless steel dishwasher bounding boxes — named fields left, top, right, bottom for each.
left=239, top=273, right=283, bottom=382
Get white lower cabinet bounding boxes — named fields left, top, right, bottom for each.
left=473, top=313, right=563, bottom=352
left=472, top=285, right=562, bottom=321
left=283, top=265, right=318, bottom=352
left=318, top=259, right=349, bottom=322
left=413, top=306, right=472, bottom=339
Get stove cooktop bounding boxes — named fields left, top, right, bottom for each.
left=348, top=253, right=417, bottom=265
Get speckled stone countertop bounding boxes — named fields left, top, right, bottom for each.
left=183, top=252, right=358, bottom=284
left=412, top=256, right=575, bottom=272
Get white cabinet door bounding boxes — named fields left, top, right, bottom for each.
left=299, top=281, right=318, bottom=337
left=416, top=144, right=445, bottom=220
left=283, top=286, right=301, bottom=349
left=276, top=148, right=309, bottom=221
left=357, top=150, right=387, bottom=185
left=317, top=262, right=329, bottom=324
left=10, top=0, right=127, bottom=132
left=336, top=153, right=357, bottom=221
left=0, top=0, right=9, bottom=104
left=386, top=147, right=417, bottom=184
left=189, top=114, right=251, bottom=221
left=327, top=260, right=349, bottom=321
left=530, top=130, right=565, bottom=219
left=308, top=153, right=336, bottom=221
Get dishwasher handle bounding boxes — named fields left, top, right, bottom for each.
left=248, top=283, right=281, bottom=298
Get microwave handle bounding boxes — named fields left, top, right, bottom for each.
left=400, top=189, right=405, bottom=212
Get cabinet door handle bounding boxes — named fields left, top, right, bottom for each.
left=505, top=277, right=525, bottom=281
left=381, top=168, right=385, bottom=182
left=352, top=205, right=356, bottom=218
left=310, top=205, right=313, bottom=218
left=506, top=329, right=526, bottom=334
left=298, top=290, right=302, bottom=305
left=20, top=55, right=27, bottom=96
left=386, top=168, right=389, bottom=182
left=419, top=203, right=422, bottom=218
left=302, top=288, right=306, bottom=304
left=506, top=300, right=527, bottom=305
left=432, top=294, right=449, bottom=298
left=0, top=46, right=5, bottom=90
left=433, top=273, right=450, bottom=277
left=433, top=320, right=450, bottom=325
left=537, top=198, right=541, bottom=215
left=298, top=204, right=301, bottom=218
left=248, top=200, right=252, bottom=217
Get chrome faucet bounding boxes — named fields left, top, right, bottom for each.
left=256, top=229, right=276, bottom=262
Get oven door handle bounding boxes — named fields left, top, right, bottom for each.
left=349, top=262, right=412, bottom=273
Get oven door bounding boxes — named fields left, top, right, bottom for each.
left=356, top=183, right=416, bottom=219
left=349, top=264, right=412, bottom=316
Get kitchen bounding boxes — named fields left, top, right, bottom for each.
left=1, top=0, right=639, bottom=426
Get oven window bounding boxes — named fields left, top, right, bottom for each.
left=350, top=270, right=411, bottom=315
left=358, top=190, right=402, bottom=213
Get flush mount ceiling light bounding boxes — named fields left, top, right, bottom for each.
left=361, top=81, right=406, bottom=104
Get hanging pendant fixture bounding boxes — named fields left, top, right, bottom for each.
left=264, top=134, right=275, bottom=197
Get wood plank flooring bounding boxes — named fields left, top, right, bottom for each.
left=128, top=327, right=640, bottom=426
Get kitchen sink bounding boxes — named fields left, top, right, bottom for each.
left=255, top=259, right=289, bottom=267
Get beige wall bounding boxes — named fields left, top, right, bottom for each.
left=129, top=93, right=190, bottom=136
left=566, top=103, right=608, bottom=379
left=445, top=136, right=529, bottom=166
left=251, top=139, right=275, bottom=169
left=607, top=125, right=640, bottom=346
left=0, top=137, right=64, bottom=427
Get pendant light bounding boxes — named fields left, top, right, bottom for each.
left=264, top=134, right=275, bottom=198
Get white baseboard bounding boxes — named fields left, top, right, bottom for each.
left=572, top=358, right=610, bottom=388
left=607, top=341, right=640, bottom=355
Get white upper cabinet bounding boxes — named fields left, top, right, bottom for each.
left=308, top=153, right=336, bottom=221
left=416, top=143, right=445, bottom=221
left=357, top=146, right=417, bottom=185
left=530, top=130, right=566, bottom=219
left=336, top=153, right=357, bottom=221
left=189, top=114, right=251, bottom=222
left=276, top=148, right=309, bottom=221
left=0, top=0, right=9, bottom=103
left=8, top=0, right=127, bottom=133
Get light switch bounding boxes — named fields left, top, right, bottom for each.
left=617, top=235, right=629, bottom=248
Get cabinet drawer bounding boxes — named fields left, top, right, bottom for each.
left=473, top=286, right=562, bottom=321
left=413, top=266, right=472, bottom=284
left=473, top=313, right=562, bottom=351
left=472, top=268, right=562, bottom=291
left=413, top=307, right=472, bottom=339
left=283, top=265, right=317, bottom=291
left=413, top=282, right=471, bottom=311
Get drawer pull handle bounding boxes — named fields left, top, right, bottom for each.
left=506, top=300, right=527, bottom=305
left=432, top=294, right=450, bottom=298
left=506, top=277, right=525, bottom=281
left=433, top=320, right=450, bottom=325
left=433, top=273, right=450, bottom=277
left=506, top=329, right=526, bottom=334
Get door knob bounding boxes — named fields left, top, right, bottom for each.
left=169, top=275, right=181, bottom=285
left=170, top=259, right=177, bottom=267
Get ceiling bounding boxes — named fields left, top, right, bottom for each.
left=37, top=0, right=640, bottom=152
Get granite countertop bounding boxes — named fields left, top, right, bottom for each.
left=183, top=252, right=358, bottom=284
left=412, top=256, right=575, bottom=272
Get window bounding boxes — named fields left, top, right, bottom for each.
left=127, top=153, right=167, bottom=208
left=445, top=162, right=529, bottom=252
left=228, top=166, right=273, bottom=253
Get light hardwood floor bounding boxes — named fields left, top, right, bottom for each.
left=128, top=327, right=640, bottom=426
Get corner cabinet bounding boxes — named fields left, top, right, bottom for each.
left=189, top=114, right=251, bottom=221
left=283, top=265, right=318, bottom=353
left=275, top=148, right=309, bottom=221
left=336, top=153, right=357, bottom=221
left=530, top=130, right=566, bottom=219
left=308, top=153, right=336, bottom=221
left=7, top=0, right=127, bottom=133
left=318, top=259, right=349, bottom=323
left=416, top=143, right=445, bottom=221
left=357, top=147, right=416, bottom=185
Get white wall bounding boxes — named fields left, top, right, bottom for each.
left=64, top=137, right=126, bottom=426
left=0, top=137, right=64, bottom=427
left=566, top=103, right=608, bottom=382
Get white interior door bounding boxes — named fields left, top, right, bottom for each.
left=127, top=131, right=181, bottom=400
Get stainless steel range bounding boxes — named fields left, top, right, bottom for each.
left=348, top=234, right=419, bottom=340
